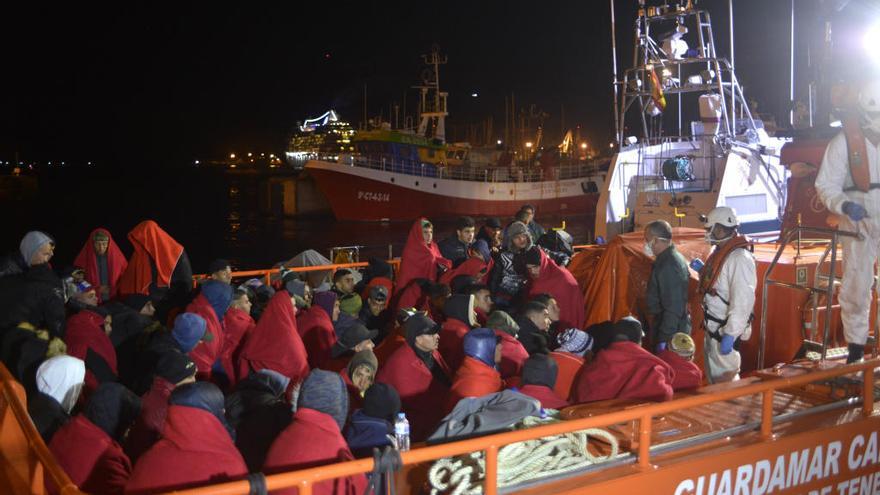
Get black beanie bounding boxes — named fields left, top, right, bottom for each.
left=613, top=316, right=644, bottom=344
left=123, top=294, right=151, bottom=312
left=208, top=259, right=231, bottom=274
left=523, top=246, right=542, bottom=266
left=521, top=354, right=558, bottom=389
left=363, top=382, right=401, bottom=422
left=155, top=351, right=197, bottom=384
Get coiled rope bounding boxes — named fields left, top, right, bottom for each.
left=428, top=414, right=620, bottom=494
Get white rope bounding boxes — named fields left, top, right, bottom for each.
left=428, top=414, right=620, bottom=494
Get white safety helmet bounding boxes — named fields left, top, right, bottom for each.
left=858, top=80, right=880, bottom=134
left=703, top=206, right=739, bottom=229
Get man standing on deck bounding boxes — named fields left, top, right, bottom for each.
left=815, top=80, right=880, bottom=364
left=698, top=207, right=756, bottom=383
left=644, top=220, right=691, bottom=353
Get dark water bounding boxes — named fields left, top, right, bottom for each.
left=2, top=167, right=591, bottom=273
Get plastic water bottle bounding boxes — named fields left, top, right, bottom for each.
left=394, top=412, right=410, bottom=452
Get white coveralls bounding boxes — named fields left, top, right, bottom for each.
left=815, top=132, right=880, bottom=348
left=703, top=248, right=757, bottom=383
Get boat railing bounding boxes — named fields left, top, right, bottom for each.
left=338, top=155, right=600, bottom=183
left=191, top=259, right=401, bottom=288
left=170, top=360, right=874, bottom=495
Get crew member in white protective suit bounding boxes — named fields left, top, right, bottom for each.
left=815, top=80, right=880, bottom=364
left=698, top=207, right=757, bottom=383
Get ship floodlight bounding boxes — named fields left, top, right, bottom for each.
left=496, top=139, right=502, bottom=145
left=865, top=23, right=880, bottom=66
left=687, top=74, right=703, bottom=86
left=471, top=92, right=479, bottom=97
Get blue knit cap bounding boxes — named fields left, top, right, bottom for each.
left=171, top=312, right=207, bottom=353
left=298, top=369, right=349, bottom=431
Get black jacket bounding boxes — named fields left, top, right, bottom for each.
left=438, top=236, right=470, bottom=267
left=646, top=245, right=692, bottom=343
left=0, top=252, right=27, bottom=279
left=225, top=372, right=292, bottom=472
left=27, top=391, right=69, bottom=444
left=516, top=316, right=550, bottom=355
left=0, top=264, right=66, bottom=339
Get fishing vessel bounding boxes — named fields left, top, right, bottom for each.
left=306, top=49, right=605, bottom=222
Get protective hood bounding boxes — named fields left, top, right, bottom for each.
left=463, top=328, right=498, bottom=368
left=36, top=355, right=85, bottom=413
left=84, top=382, right=141, bottom=441
left=503, top=221, right=533, bottom=252
left=169, top=381, right=234, bottom=439
left=298, top=369, right=349, bottom=431
left=201, top=280, right=233, bottom=321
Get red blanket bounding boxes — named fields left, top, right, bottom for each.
left=73, top=227, right=128, bottom=301
left=570, top=341, right=675, bottom=403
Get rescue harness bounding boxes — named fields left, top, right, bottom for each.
left=698, top=236, right=754, bottom=350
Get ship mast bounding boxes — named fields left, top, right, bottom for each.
left=414, top=47, right=449, bottom=143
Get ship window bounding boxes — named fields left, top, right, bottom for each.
left=724, top=194, right=767, bottom=216
left=415, top=181, right=420, bottom=186
left=446, top=151, right=455, bottom=159
left=390, top=177, right=395, bottom=183
left=433, top=183, right=437, bottom=188
left=455, top=151, right=466, bottom=160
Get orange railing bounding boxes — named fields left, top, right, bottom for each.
left=172, top=359, right=878, bottom=495
left=192, top=259, right=401, bottom=288
left=0, top=365, right=84, bottom=495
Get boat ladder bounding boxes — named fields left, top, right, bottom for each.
left=757, top=225, right=867, bottom=369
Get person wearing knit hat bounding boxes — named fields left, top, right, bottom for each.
left=171, top=312, right=210, bottom=353
left=477, top=217, right=503, bottom=255
left=493, top=221, right=532, bottom=311
left=345, top=349, right=378, bottom=397
left=485, top=309, right=528, bottom=379
left=20, top=231, right=55, bottom=267
left=375, top=311, right=451, bottom=441
left=155, top=351, right=198, bottom=385
left=123, top=294, right=155, bottom=317
left=657, top=332, right=703, bottom=390
left=263, top=371, right=367, bottom=494
left=613, top=316, right=645, bottom=344
left=519, top=354, right=568, bottom=410
left=556, top=328, right=594, bottom=357
left=344, top=382, right=401, bottom=458
left=285, top=278, right=311, bottom=309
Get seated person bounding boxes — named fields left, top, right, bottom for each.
left=516, top=301, right=552, bottom=355
left=518, top=354, right=568, bottom=410
left=658, top=332, right=703, bottom=390
left=486, top=310, right=528, bottom=379
left=332, top=269, right=362, bottom=316
left=438, top=294, right=477, bottom=371
left=358, top=285, right=391, bottom=338
left=345, top=383, right=401, bottom=458
left=341, top=350, right=378, bottom=411
left=570, top=317, right=675, bottom=404
left=206, top=259, right=233, bottom=284
left=438, top=216, right=476, bottom=267
left=447, top=328, right=503, bottom=411
left=523, top=247, right=585, bottom=330
left=375, top=313, right=451, bottom=442
left=263, top=370, right=366, bottom=495
left=328, top=316, right=377, bottom=368
left=556, top=328, right=593, bottom=358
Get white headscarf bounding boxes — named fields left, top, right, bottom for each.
left=36, top=355, right=86, bottom=413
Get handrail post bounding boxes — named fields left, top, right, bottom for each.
left=761, top=389, right=775, bottom=438
left=484, top=445, right=498, bottom=495
left=299, top=480, right=312, bottom=495
left=638, top=413, right=652, bottom=469
left=865, top=364, right=875, bottom=417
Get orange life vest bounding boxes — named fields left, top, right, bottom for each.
left=843, top=116, right=871, bottom=193
left=698, top=235, right=752, bottom=297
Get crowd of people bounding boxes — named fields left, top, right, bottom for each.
left=1, top=203, right=750, bottom=495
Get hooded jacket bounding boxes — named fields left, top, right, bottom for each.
left=263, top=407, right=367, bottom=495
left=27, top=391, right=69, bottom=444
left=221, top=306, right=255, bottom=385
left=489, top=221, right=532, bottom=306
left=516, top=315, right=550, bottom=356
left=0, top=263, right=66, bottom=339
left=184, top=291, right=227, bottom=379
left=658, top=350, right=703, bottom=390
left=65, top=310, right=117, bottom=394
left=438, top=294, right=475, bottom=371
left=125, top=376, right=175, bottom=463
left=296, top=303, right=337, bottom=370
left=375, top=343, right=451, bottom=442
left=570, top=341, right=676, bottom=404
left=35, top=355, right=85, bottom=414
left=49, top=415, right=131, bottom=494
left=237, top=291, right=309, bottom=389
left=344, top=409, right=393, bottom=458
left=448, top=356, right=503, bottom=413
left=395, top=218, right=451, bottom=312
left=225, top=370, right=292, bottom=472
left=125, top=404, right=248, bottom=493
left=74, top=228, right=128, bottom=302
left=527, top=249, right=585, bottom=329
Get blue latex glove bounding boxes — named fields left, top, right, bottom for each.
left=842, top=201, right=868, bottom=222
left=720, top=334, right=736, bottom=355
left=655, top=342, right=667, bottom=353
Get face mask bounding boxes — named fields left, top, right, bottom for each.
left=643, top=241, right=654, bottom=257
left=705, top=230, right=733, bottom=245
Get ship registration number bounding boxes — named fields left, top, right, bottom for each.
left=358, top=191, right=390, bottom=202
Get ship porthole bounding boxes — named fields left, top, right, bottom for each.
left=509, top=190, right=514, bottom=195
left=433, top=183, right=437, bottom=188
left=390, top=177, right=395, bottom=183
left=415, top=181, right=420, bottom=186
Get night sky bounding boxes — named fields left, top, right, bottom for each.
left=4, top=1, right=877, bottom=167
